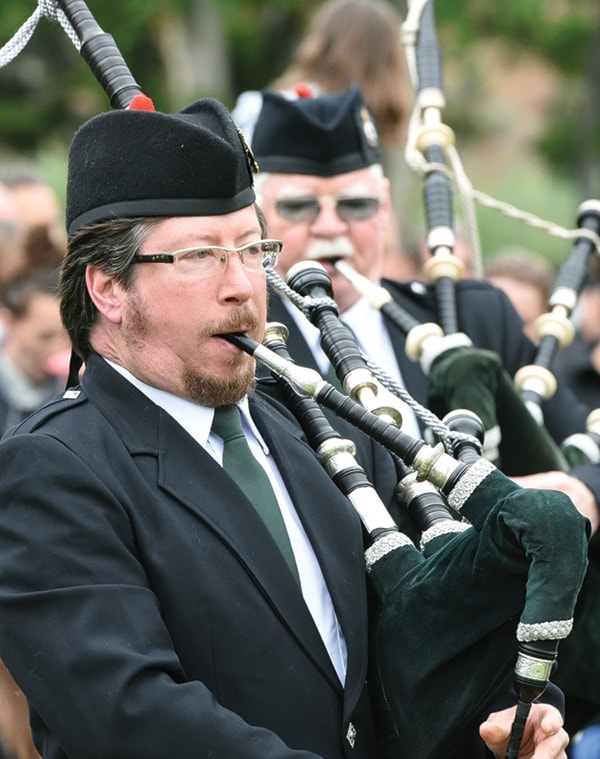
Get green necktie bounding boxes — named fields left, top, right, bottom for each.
left=211, top=405, right=300, bottom=585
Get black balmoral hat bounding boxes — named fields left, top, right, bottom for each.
left=66, top=98, right=257, bottom=238
left=251, top=83, right=382, bottom=177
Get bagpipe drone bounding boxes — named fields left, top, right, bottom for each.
left=328, top=0, right=600, bottom=478
left=225, top=318, right=588, bottom=759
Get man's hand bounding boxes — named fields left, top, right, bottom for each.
left=480, top=703, right=568, bottom=758
left=511, top=470, right=598, bottom=535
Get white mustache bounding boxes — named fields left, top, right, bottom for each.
left=305, top=238, right=355, bottom=261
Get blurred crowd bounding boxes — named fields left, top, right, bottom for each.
left=0, top=165, right=69, bottom=437
left=0, top=165, right=68, bottom=759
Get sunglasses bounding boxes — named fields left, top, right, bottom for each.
left=275, top=195, right=381, bottom=223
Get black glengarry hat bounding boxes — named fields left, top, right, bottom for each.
left=66, top=98, right=256, bottom=238
left=251, top=83, right=381, bottom=176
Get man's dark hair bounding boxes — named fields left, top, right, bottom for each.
left=59, top=217, right=159, bottom=360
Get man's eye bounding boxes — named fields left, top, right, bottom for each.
left=244, top=245, right=262, bottom=258
left=182, top=249, right=211, bottom=261
left=285, top=200, right=314, bottom=211
left=276, top=199, right=319, bottom=218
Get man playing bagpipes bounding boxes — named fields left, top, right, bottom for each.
left=250, top=84, right=600, bottom=533
left=0, top=1, right=591, bottom=755
left=0, top=89, right=583, bottom=759
left=248, top=83, right=600, bottom=751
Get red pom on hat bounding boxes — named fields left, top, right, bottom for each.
left=127, top=93, right=156, bottom=111
left=294, top=83, right=314, bottom=99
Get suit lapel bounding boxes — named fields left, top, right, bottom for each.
left=379, top=279, right=436, bottom=409
left=250, top=395, right=369, bottom=708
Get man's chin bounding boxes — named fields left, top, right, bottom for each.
left=183, top=365, right=256, bottom=407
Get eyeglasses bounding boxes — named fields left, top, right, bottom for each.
left=132, top=239, right=282, bottom=277
left=274, top=196, right=381, bottom=223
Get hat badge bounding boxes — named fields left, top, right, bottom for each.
left=236, top=124, right=260, bottom=173
left=360, top=107, right=379, bottom=148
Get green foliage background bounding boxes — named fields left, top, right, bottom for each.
left=0, top=0, right=598, bottom=262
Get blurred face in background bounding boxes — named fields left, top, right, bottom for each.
left=576, top=285, right=600, bottom=345
left=0, top=184, right=23, bottom=286
left=486, top=274, right=548, bottom=342
left=1, top=291, right=69, bottom=385
left=10, top=182, right=62, bottom=234
left=256, top=166, right=391, bottom=313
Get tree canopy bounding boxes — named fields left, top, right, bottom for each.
left=0, top=0, right=598, bottom=257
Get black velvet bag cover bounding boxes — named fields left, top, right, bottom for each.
left=366, top=463, right=589, bottom=758
left=427, top=345, right=568, bottom=475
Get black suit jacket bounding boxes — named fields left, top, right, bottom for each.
left=0, top=354, right=379, bottom=759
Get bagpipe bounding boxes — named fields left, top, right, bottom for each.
left=251, top=0, right=599, bottom=752
left=225, top=323, right=588, bottom=759
left=258, top=251, right=590, bottom=756
left=0, top=2, right=592, bottom=757
left=320, top=0, right=600, bottom=478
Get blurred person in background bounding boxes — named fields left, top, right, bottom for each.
left=0, top=164, right=65, bottom=248
left=233, top=0, right=409, bottom=147
left=553, top=259, right=600, bottom=412
left=0, top=265, right=70, bottom=432
left=485, top=247, right=556, bottom=343
left=570, top=717, right=600, bottom=759
left=19, top=225, right=66, bottom=272
left=0, top=181, right=47, bottom=756
left=268, top=0, right=408, bottom=146
left=486, top=248, right=600, bottom=411
left=0, top=182, right=24, bottom=293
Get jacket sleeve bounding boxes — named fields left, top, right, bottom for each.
left=0, top=433, right=324, bottom=759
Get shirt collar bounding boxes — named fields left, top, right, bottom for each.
left=104, top=358, right=266, bottom=452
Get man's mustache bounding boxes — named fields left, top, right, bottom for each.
left=205, top=306, right=260, bottom=337
left=306, top=237, right=355, bottom=260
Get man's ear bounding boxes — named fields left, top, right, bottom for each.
left=85, top=265, right=124, bottom=324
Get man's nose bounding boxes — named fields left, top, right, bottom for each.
left=310, top=198, right=348, bottom=234
left=218, top=253, right=255, bottom=301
